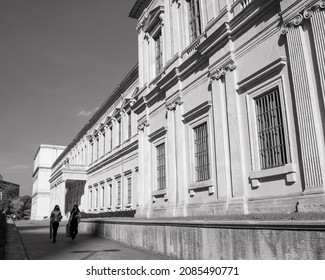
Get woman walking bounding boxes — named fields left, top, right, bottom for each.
left=68, top=205, right=81, bottom=241
left=50, top=205, right=62, bottom=243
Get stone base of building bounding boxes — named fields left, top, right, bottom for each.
left=298, top=188, right=325, bottom=212
left=78, top=219, right=325, bottom=259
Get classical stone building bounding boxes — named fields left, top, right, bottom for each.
left=34, top=0, right=325, bottom=219
left=31, top=145, right=65, bottom=220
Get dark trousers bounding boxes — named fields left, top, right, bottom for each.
left=70, top=221, right=78, bottom=240
left=52, top=221, right=59, bottom=241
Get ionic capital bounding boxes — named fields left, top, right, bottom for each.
left=137, top=120, right=149, bottom=132
left=281, top=0, right=325, bottom=34
left=166, top=98, right=183, bottom=112
left=209, top=61, right=237, bottom=82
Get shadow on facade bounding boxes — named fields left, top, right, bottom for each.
left=65, top=180, right=85, bottom=214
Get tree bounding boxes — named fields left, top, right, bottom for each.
left=10, top=195, right=32, bottom=219
left=0, top=184, right=19, bottom=215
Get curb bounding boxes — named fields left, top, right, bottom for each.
left=5, top=219, right=29, bottom=260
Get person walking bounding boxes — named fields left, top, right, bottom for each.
left=50, top=205, right=62, bottom=243
left=68, top=205, right=81, bottom=241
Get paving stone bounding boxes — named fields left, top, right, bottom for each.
left=13, top=220, right=168, bottom=260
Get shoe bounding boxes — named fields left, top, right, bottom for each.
left=53, top=239, right=56, bottom=243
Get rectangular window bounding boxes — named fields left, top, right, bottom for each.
left=255, top=87, right=288, bottom=169
left=188, top=0, right=202, bottom=42
left=89, top=189, right=93, bottom=208
left=127, top=177, right=132, bottom=204
left=101, top=185, right=105, bottom=207
left=194, top=122, right=210, bottom=181
left=118, top=119, right=122, bottom=146
left=128, top=111, right=132, bottom=139
left=154, top=30, right=163, bottom=75
left=156, top=143, right=166, bottom=190
left=109, top=126, right=113, bottom=151
left=103, top=133, right=106, bottom=155
left=96, top=137, right=99, bottom=160
left=109, top=184, right=112, bottom=207
left=117, top=181, right=121, bottom=205
left=95, top=188, right=98, bottom=208
left=91, top=142, right=94, bottom=162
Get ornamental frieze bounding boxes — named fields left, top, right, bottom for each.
left=281, top=0, right=325, bottom=34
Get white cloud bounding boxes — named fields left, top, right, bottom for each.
left=76, top=107, right=99, bottom=117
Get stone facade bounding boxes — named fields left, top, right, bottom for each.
left=31, top=145, right=65, bottom=220
left=34, top=0, right=325, bottom=218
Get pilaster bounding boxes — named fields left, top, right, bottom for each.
left=165, top=102, right=178, bottom=216
left=282, top=11, right=323, bottom=191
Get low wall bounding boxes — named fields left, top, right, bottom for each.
left=78, top=219, right=325, bottom=260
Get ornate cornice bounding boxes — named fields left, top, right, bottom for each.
left=281, top=0, right=325, bottom=34
left=209, top=60, right=237, bottom=82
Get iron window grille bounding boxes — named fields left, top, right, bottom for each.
left=194, top=122, right=210, bottom=182
left=101, top=186, right=105, bottom=207
left=156, top=143, right=166, bottom=190
left=109, top=184, right=112, bottom=207
left=127, top=177, right=132, bottom=204
left=96, top=138, right=99, bottom=160
left=109, top=126, right=113, bottom=151
left=154, top=30, right=163, bottom=75
left=128, top=111, right=132, bottom=139
left=89, top=189, right=92, bottom=208
left=117, top=181, right=121, bottom=205
left=102, top=133, right=106, bottom=155
left=255, top=87, right=288, bottom=169
left=95, top=188, right=98, bottom=208
left=188, top=0, right=202, bottom=42
left=118, top=120, right=122, bottom=146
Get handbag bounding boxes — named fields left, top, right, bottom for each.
left=49, top=221, right=53, bottom=239
left=66, top=224, right=71, bottom=237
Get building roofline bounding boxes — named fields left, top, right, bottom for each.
left=129, top=0, right=152, bottom=19
left=33, top=144, right=66, bottom=160
left=51, top=64, right=139, bottom=169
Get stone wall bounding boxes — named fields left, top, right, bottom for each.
left=78, top=219, right=325, bottom=260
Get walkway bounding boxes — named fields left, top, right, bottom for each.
left=7, top=220, right=168, bottom=260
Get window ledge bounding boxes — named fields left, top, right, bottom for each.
left=189, top=179, right=215, bottom=197
left=249, top=163, right=297, bottom=188
left=152, top=189, right=167, bottom=202
left=125, top=204, right=132, bottom=208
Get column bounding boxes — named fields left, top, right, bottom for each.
left=283, top=17, right=323, bottom=189
left=310, top=8, right=325, bottom=106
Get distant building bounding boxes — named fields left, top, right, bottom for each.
left=34, top=0, right=325, bottom=218
left=30, top=145, right=65, bottom=220
left=0, top=176, right=20, bottom=200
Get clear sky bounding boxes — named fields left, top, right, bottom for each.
left=0, top=0, right=138, bottom=196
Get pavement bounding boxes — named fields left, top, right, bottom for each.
left=5, top=219, right=169, bottom=260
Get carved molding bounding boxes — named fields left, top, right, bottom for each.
left=172, top=0, right=181, bottom=8
left=281, top=0, right=325, bottom=34
left=166, top=98, right=183, bottom=112
left=209, top=61, right=237, bottom=82
left=137, top=120, right=150, bottom=132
